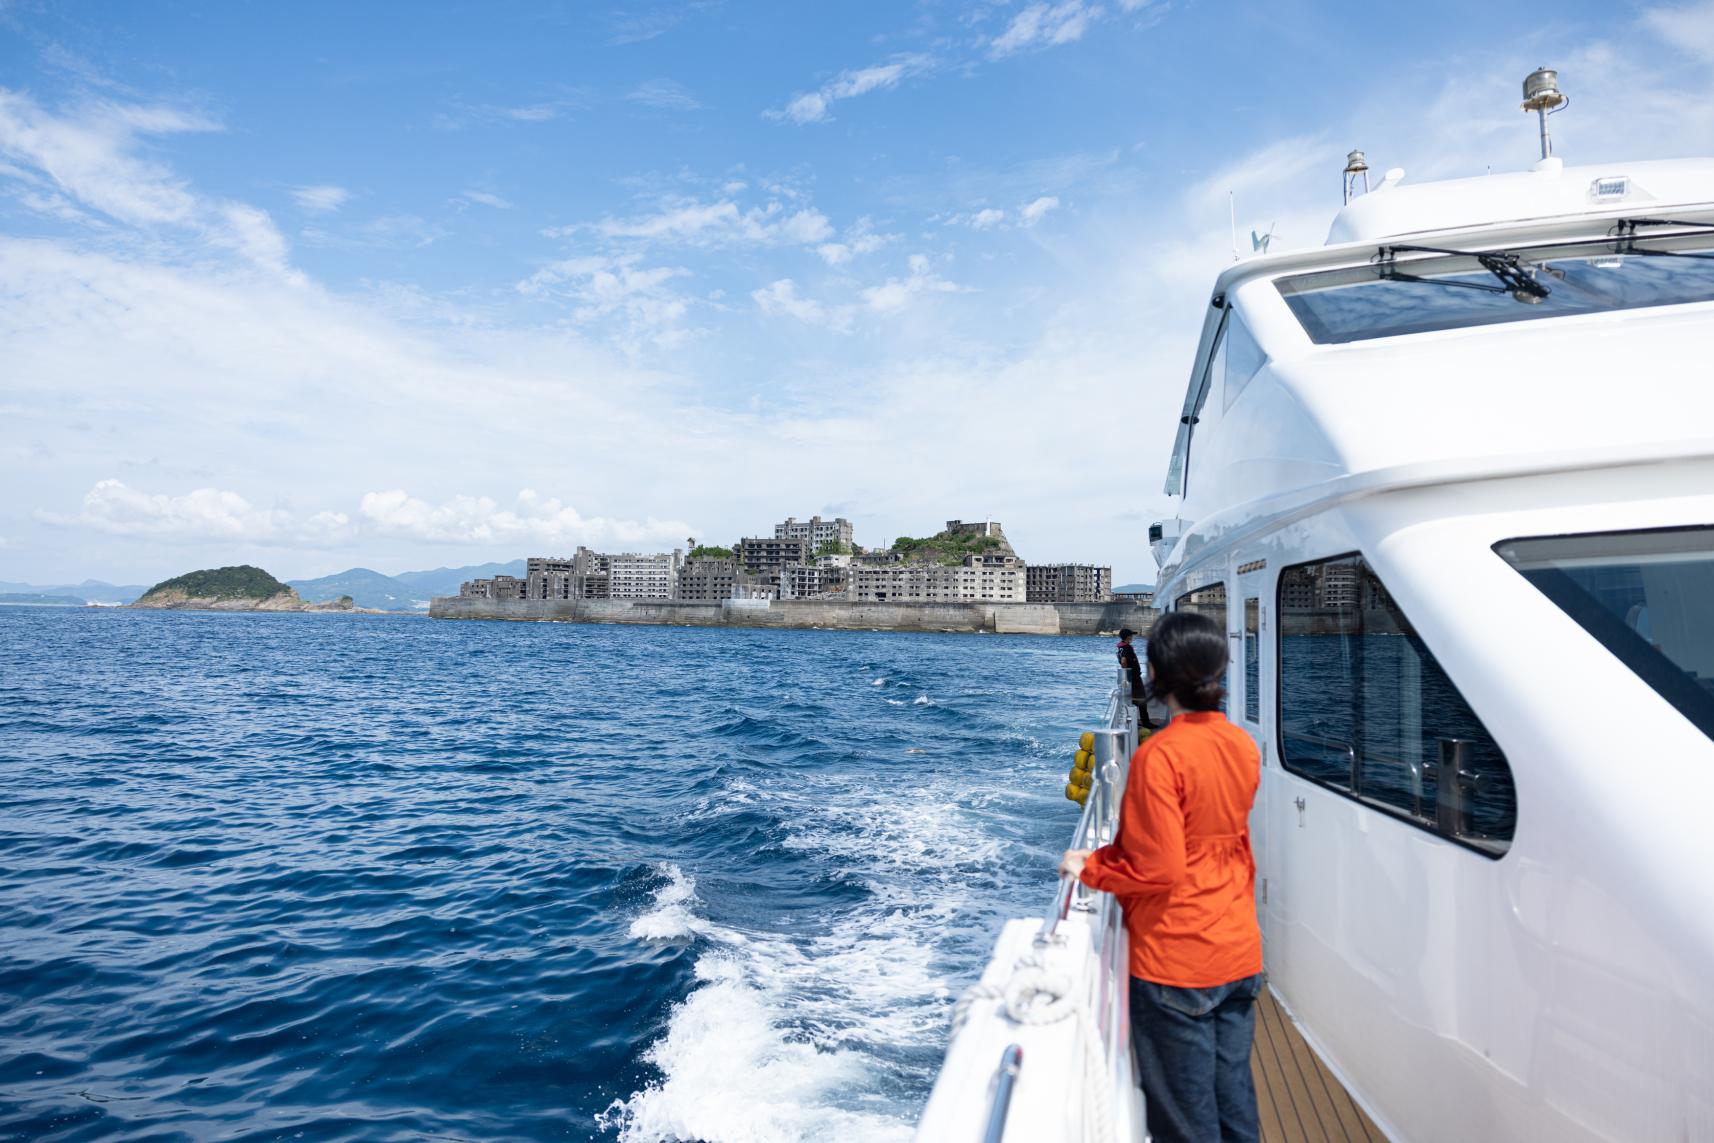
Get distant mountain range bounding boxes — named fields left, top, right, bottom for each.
left=288, top=560, right=525, bottom=610
left=1113, top=583, right=1155, bottom=595
left=0, top=560, right=526, bottom=611
left=0, top=579, right=149, bottom=604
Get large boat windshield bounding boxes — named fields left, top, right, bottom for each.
left=1496, top=527, right=1714, bottom=743
left=1278, top=236, right=1714, bottom=344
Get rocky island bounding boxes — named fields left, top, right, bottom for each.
left=129, top=565, right=357, bottom=612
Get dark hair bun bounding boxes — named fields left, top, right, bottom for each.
left=1145, top=610, right=1228, bottom=713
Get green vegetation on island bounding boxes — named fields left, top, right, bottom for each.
left=814, top=540, right=852, bottom=557
left=688, top=545, right=734, bottom=560
left=129, top=565, right=356, bottom=612
left=140, top=565, right=290, bottom=602
left=887, top=530, right=1006, bottom=567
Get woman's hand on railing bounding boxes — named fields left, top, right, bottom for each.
left=1058, top=849, right=1093, bottom=882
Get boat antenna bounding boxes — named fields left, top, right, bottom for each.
left=1521, top=67, right=1569, bottom=161
left=1343, top=149, right=1370, bottom=204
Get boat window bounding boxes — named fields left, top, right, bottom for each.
left=1244, top=597, right=1261, bottom=724
left=1495, top=527, right=1714, bottom=743
left=1175, top=583, right=1230, bottom=711
left=1164, top=308, right=1228, bottom=496
left=1223, top=312, right=1267, bottom=411
left=1277, top=237, right=1714, bottom=344
left=1277, top=555, right=1516, bottom=856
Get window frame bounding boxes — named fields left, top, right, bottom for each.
left=1274, top=550, right=1515, bottom=859
left=1493, top=524, right=1714, bottom=743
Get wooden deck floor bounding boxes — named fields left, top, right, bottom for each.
left=1250, top=988, right=1388, bottom=1143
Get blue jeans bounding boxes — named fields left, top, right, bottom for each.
left=1130, top=973, right=1264, bottom=1143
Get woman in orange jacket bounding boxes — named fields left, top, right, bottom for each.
left=1061, top=610, right=1263, bottom=1143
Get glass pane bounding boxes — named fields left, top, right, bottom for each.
left=1496, top=527, right=1714, bottom=742
left=1175, top=583, right=1229, bottom=713
left=1224, top=313, right=1267, bottom=411
left=1277, top=238, right=1714, bottom=345
left=1278, top=555, right=1516, bottom=852
left=1244, top=597, right=1260, bottom=723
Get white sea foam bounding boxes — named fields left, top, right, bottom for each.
left=613, top=765, right=1026, bottom=1142
left=886, top=698, right=905, bottom=706
left=912, top=695, right=932, bottom=706
left=871, top=678, right=886, bottom=686
left=628, top=863, right=709, bottom=942
left=600, top=953, right=912, bottom=1143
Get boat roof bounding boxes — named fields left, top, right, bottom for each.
left=1326, top=157, right=1714, bottom=245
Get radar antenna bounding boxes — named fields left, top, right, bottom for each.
left=1521, top=67, right=1569, bottom=162
left=1342, top=149, right=1370, bottom=205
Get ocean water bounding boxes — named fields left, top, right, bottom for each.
left=0, top=607, right=1109, bottom=1142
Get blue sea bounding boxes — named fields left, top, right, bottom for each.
left=0, top=608, right=1109, bottom=1142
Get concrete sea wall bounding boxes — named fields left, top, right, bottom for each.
left=429, top=596, right=1157, bottom=636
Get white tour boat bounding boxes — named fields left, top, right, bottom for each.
left=918, top=69, right=1714, bottom=1142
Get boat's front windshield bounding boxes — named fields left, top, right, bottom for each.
left=1278, top=234, right=1714, bottom=344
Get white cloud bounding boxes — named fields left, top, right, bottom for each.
left=461, top=189, right=513, bottom=209
left=360, top=488, right=692, bottom=547
left=770, top=54, right=934, bottom=125
left=970, top=208, right=1005, bottom=229
left=861, top=254, right=962, bottom=314
left=432, top=93, right=586, bottom=130
left=751, top=278, right=852, bottom=331
left=36, top=480, right=688, bottom=552
left=37, top=479, right=354, bottom=544
left=0, top=89, right=294, bottom=277
left=291, top=184, right=349, bottom=212
left=1019, top=195, right=1060, bottom=225
left=626, top=79, right=704, bottom=112
left=816, top=223, right=891, bottom=264
left=989, top=1, right=1097, bottom=59
left=1643, top=0, right=1714, bottom=62
left=517, top=253, right=694, bottom=352
left=587, top=198, right=834, bottom=248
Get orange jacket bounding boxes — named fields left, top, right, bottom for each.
left=1079, top=711, right=1263, bottom=988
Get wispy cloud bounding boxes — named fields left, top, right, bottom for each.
left=626, top=79, right=704, bottom=111
left=516, top=252, right=695, bottom=354
left=606, top=2, right=720, bottom=46
left=1019, top=194, right=1060, bottom=225
left=291, top=184, right=349, bottom=212
left=1642, top=0, right=1714, bottom=62
left=566, top=197, right=835, bottom=248
left=860, top=253, right=962, bottom=314
left=988, top=0, right=1097, bottom=59
left=969, top=207, right=1005, bottom=229
left=360, top=488, right=692, bottom=546
left=769, top=53, right=934, bottom=125
left=816, top=224, right=890, bottom=265
left=0, top=88, right=296, bottom=277
left=301, top=212, right=448, bottom=251
left=38, top=480, right=690, bottom=550
left=752, top=278, right=852, bottom=332
left=460, top=189, right=513, bottom=209
left=432, top=91, right=588, bottom=130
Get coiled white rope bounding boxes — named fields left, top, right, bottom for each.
left=950, top=952, right=1117, bottom=1143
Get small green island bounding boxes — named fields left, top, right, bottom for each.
left=129, top=565, right=356, bottom=612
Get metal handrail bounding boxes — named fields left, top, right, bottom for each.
left=981, top=1044, right=1023, bottom=1143
left=1281, top=728, right=1430, bottom=821
left=1037, top=715, right=1127, bottom=946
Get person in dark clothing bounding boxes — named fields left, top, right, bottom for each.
left=1116, top=628, right=1156, bottom=730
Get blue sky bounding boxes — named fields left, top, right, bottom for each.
left=4, top=0, right=1713, bottom=585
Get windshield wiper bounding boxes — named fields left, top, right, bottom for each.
left=1612, top=218, right=1714, bottom=261
left=1376, top=244, right=1551, bottom=302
